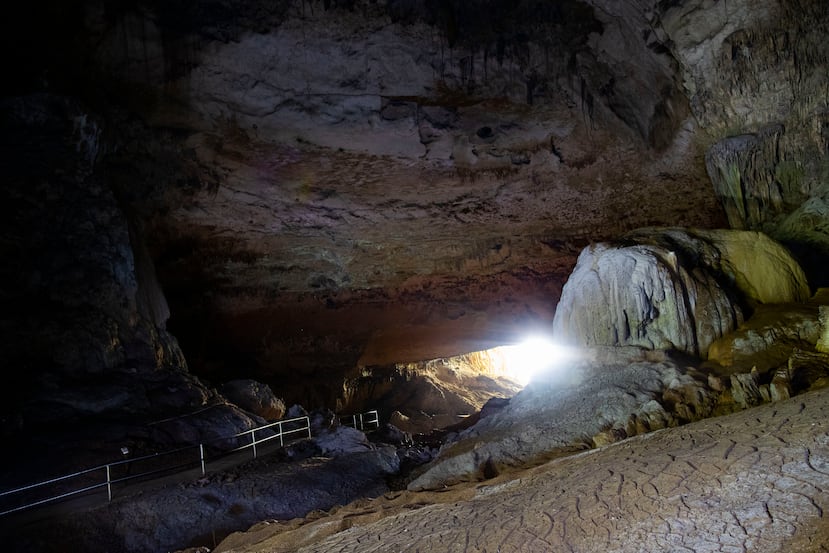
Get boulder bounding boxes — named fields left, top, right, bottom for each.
left=370, top=423, right=412, bottom=446
left=407, top=349, right=717, bottom=491
left=314, top=426, right=372, bottom=456
left=149, top=403, right=268, bottom=451
left=552, top=228, right=810, bottom=357
left=707, top=302, right=823, bottom=373
left=220, top=379, right=286, bottom=421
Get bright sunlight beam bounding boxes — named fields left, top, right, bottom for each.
left=493, top=336, right=572, bottom=385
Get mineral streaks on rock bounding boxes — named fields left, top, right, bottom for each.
left=819, top=306, right=829, bottom=353
left=557, top=242, right=727, bottom=354
left=705, top=125, right=829, bottom=287
left=659, top=0, right=829, bottom=286
left=552, top=228, right=810, bottom=356
left=658, top=0, right=827, bottom=134
left=705, top=125, right=787, bottom=230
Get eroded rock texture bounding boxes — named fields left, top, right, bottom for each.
left=213, top=387, right=829, bottom=553
left=5, top=0, right=731, bottom=398
left=342, top=351, right=523, bottom=434
left=552, top=228, right=809, bottom=356
left=407, top=347, right=719, bottom=491
left=1, top=0, right=828, bottom=499
left=656, top=0, right=829, bottom=286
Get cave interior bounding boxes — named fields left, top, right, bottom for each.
left=1, top=0, right=829, bottom=550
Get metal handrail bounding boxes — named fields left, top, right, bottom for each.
left=0, top=415, right=310, bottom=517
left=340, top=410, right=380, bottom=431
left=0, top=410, right=378, bottom=518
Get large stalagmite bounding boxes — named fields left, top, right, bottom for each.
left=552, top=228, right=810, bottom=356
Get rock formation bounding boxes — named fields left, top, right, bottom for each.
left=209, top=387, right=829, bottom=553
left=407, top=348, right=720, bottom=491
left=657, top=0, right=829, bottom=286
left=5, top=0, right=826, bottom=426
left=220, top=379, right=287, bottom=421
left=707, top=301, right=825, bottom=374
left=1, top=0, right=829, bottom=550
left=342, top=352, right=523, bottom=434
left=552, top=228, right=810, bottom=356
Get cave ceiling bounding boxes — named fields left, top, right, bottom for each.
left=13, top=0, right=829, bottom=390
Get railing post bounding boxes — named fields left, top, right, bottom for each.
left=199, top=444, right=206, bottom=476
left=306, top=416, right=311, bottom=438
left=251, top=429, right=257, bottom=459
left=106, top=465, right=112, bottom=502
left=359, top=413, right=364, bottom=430
left=278, top=421, right=284, bottom=447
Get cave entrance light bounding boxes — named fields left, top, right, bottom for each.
left=490, top=336, right=572, bottom=385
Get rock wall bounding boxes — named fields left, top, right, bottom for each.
left=655, top=0, right=829, bottom=286
left=2, top=0, right=826, bottom=468
left=552, top=228, right=810, bottom=356
left=0, top=95, right=185, bottom=380
left=0, top=94, right=261, bottom=479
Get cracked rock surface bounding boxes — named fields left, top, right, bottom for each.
left=212, top=386, right=829, bottom=553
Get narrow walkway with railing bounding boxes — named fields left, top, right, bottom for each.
left=0, top=410, right=380, bottom=518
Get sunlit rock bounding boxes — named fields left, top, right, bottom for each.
left=341, top=354, right=522, bottom=434
left=552, top=228, right=810, bottom=357
left=407, top=349, right=717, bottom=491
left=707, top=302, right=823, bottom=373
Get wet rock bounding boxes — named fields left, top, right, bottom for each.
left=220, top=379, right=286, bottom=421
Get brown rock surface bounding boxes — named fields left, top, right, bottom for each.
left=1, top=4, right=828, bottom=547
left=220, top=380, right=287, bottom=422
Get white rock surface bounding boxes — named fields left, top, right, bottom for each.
left=552, top=228, right=809, bottom=356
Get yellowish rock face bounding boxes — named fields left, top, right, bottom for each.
left=818, top=305, right=829, bottom=353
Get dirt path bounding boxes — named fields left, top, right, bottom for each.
left=213, top=387, right=829, bottom=553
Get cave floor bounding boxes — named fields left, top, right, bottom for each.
left=213, top=387, right=829, bottom=553
left=4, top=387, right=828, bottom=553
